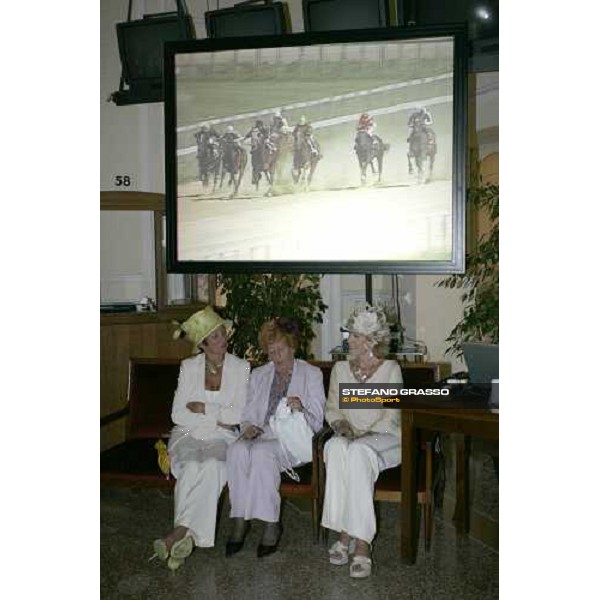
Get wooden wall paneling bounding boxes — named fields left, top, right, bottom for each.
left=101, top=324, right=127, bottom=450
left=101, top=191, right=213, bottom=451
left=154, top=211, right=167, bottom=310
left=101, top=319, right=194, bottom=451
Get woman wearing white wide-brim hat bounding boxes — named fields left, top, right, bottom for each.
left=152, top=306, right=250, bottom=571
left=321, top=307, right=403, bottom=579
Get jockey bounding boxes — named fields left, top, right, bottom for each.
left=207, top=125, right=220, bottom=148
left=357, top=112, right=375, bottom=136
left=407, top=106, right=434, bottom=143
left=196, top=125, right=219, bottom=150
left=244, top=119, right=269, bottom=148
left=222, top=124, right=243, bottom=150
left=293, top=115, right=319, bottom=156
left=271, top=109, right=290, bottom=136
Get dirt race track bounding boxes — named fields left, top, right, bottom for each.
left=177, top=179, right=452, bottom=263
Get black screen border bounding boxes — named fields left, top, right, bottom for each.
left=164, top=24, right=468, bottom=274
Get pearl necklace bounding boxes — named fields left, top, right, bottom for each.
left=350, top=359, right=382, bottom=383
left=205, top=357, right=224, bottom=375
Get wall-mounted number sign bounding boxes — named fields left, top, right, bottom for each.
left=114, top=175, right=132, bottom=187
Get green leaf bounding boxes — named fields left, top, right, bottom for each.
left=436, top=182, right=499, bottom=357
left=219, top=273, right=327, bottom=362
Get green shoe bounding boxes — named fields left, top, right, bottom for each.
left=152, top=539, right=169, bottom=562
left=170, top=535, right=193, bottom=560
left=167, top=556, right=185, bottom=571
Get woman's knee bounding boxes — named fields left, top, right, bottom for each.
left=346, top=442, right=379, bottom=483
left=227, top=440, right=248, bottom=464
left=324, top=436, right=348, bottom=465
left=249, top=440, right=279, bottom=468
left=177, top=459, right=204, bottom=479
left=347, top=441, right=378, bottom=470
left=203, top=456, right=225, bottom=474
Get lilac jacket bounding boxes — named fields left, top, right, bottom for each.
left=242, top=359, right=325, bottom=434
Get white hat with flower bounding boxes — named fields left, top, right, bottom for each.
left=344, top=305, right=390, bottom=342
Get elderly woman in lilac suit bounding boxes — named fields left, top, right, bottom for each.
left=225, top=318, right=325, bottom=558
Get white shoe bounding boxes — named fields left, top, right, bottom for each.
left=350, top=554, right=372, bottom=578
left=328, top=540, right=350, bottom=565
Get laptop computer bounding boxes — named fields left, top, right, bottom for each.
left=462, top=342, right=499, bottom=384
left=461, top=342, right=499, bottom=409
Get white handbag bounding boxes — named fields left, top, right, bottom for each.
left=269, top=397, right=313, bottom=468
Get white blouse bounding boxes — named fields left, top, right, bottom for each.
left=324, top=360, right=403, bottom=437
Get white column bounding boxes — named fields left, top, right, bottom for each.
left=319, top=274, right=343, bottom=360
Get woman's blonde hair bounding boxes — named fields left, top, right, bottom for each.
left=258, top=317, right=300, bottom=353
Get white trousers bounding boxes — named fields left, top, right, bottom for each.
left=321, top=433, right=401, bottom=544
left=170, top=435, right=229, bottom=548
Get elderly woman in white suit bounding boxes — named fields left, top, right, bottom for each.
left=225, top=318, right=325, bottom=558
left=152, top=307, right=250, bottom=571
left=321, top=307, right=403, bottom=579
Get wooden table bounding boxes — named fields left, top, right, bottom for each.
left=400, top=396, right=499, bottom=564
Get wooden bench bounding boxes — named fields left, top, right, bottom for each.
left=100, top=357, right=331, bottom=541
left=100, top=358, right=181, bottom=487
left=100, top=358, right=444, bottom=543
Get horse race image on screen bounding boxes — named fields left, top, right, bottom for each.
left=169, top=33, right=461, bottom=270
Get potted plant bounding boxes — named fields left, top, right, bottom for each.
left=218, top=273, right=328, bottom=361
left=437, top=181, right=499, bottom=357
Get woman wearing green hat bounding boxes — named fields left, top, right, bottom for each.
left=152, top=306, right=250, bottom=571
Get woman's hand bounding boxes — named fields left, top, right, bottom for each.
left=186, top=401, right=206, bottom=414
left=286, top=396, right=303, bottom=412
left=332, top=419, right=354, bottom=438
left=242, top=424, right=264, bottom=439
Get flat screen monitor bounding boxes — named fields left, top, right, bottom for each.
left=164, top=26, right=467, bottom=274
left=408, top=0, right=498, bottom=72
left=410, top=0, right=498, bottom=41
left=116, top=13, right=195, bottom=103
left=205, top=3, right=291, bottom=39
left=303, top=0, right=392, bottom=31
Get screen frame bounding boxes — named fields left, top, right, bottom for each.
left=164, top=24, right=468, bottom=275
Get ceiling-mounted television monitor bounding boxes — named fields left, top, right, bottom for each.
left=205, top=2, right=291, bottom=39
left=404, top=0, right=498, bottom=71
left=302, top=0, right=393, bottom=32
left=164, top=25, right=467, bottom=274
left=114, top=12, right=195, bottom=105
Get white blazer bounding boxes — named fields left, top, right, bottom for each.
left=170, top=353, right=251, bottom=441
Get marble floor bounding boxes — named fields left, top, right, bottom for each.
left=100, top=486, right=498, bottom=599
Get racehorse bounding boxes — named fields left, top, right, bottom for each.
left=220, top=141, right=248, bottom=198
left=249, top=132, right=278, bottom=195
left=407, top=121, right=437, bottom=183
left=269, top=130, right=293, bottom=185
left=292, top=135, right=320, bottom=189
left=194, top=129, right=222, bottom=192
left=354, top=130, right=389, bottom=185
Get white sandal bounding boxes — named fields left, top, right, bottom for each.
left=328, top=540, right=350, bottom=565
left=350, top=554, right=372, bottom=579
